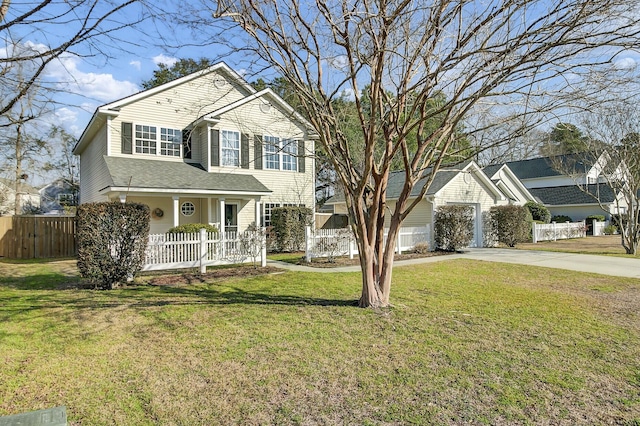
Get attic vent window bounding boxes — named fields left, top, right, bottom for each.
left=181, top=202, right=195, bottom=217
left=214, top=78, right=227, bottom=89
left=259, top=102, right=271, bottom=113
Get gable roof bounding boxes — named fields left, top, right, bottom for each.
left=497, top=152, right=600, bottom=180
left=528, top=184, right=617, bottom=206
left=326, top=161, right=503, bottom=204
left=482, top=163, right=536, bottom=203
left=102, top=156, right=271, bottom=195
left=74, top=62, right=257, bottom=155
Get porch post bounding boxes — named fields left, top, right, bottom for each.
left=118, top=193, right=127, bottom=203
left=219, top=198, right=226, bottom=234
left=172, top=196, right=179, bottom=228
left=255, top=200, right=261, bottom=228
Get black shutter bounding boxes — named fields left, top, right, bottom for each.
left=121, top=122, right=132, bottom=154
left=254, top=135, right=263, bottom=170
left=241, top=133, right=250, bottom=169
left=211, top=129, right=219, bottom=167
left=297, top=140, right=305, bottom=173
left=182, top=129, right=192, bottom=159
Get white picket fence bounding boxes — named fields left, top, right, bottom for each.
left=305, top=226, right=430, bottom=261
left=592, top=220, right=607, bottom=237
left=532, top=221, right=587, bottom=243
left=143, top=229, right=266, bottom=272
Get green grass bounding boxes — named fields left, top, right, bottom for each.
left=1, top=259, right=639, bottom=425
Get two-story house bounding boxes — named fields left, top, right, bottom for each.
left=73, top=63, right=316, bottom=234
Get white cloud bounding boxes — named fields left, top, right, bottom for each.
left=614, top=57, right=637, bottom=70
left=152, top=54, right=178, bottom=66
left=129, top=60, right=141, bottom=71
left=44, top=52, right=139, bottom=101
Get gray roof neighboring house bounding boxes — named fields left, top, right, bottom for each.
left=496, top=152, right=599, bottom=180
left=325, top=161, right=489, bottom=204
left=102, top=156, right=271, bottom=194
left=528, top=184, right=617, bottom=206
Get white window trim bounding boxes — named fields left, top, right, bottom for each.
left=263, top=136, right=297, bottom=172
left=134, top=123, right=183, bottom=158
left=221, top=129, right=241, bottom=167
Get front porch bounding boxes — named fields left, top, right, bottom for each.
left=112, top=193, right=265, bottom=234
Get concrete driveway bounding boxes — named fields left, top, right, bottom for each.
left=460, top=248, right=640, bottom=279
left=269, top=248, right=640, bottom=279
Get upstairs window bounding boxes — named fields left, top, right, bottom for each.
left=135, top=125, right=157, bottom=155
left=160, top=128, right=181, bottom=157
left=134, top=124, right=182, bottom=157
left=264, top=136, right=280, bottom=170
left=282, top=139, right=298, bottom=171
left=221, top=130, right=240, bottom=167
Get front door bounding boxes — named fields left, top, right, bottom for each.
left=225, top=204, right=238, bottom=233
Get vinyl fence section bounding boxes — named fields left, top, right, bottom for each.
left=592, top=220, right=607, bottom=237
left=0, top=215, right=76, bottom=258
left=143, top=229, right=266, bottom=273
left=305, top=226, right=430, bottom=261
left=532, top=221, right=587, bottom=243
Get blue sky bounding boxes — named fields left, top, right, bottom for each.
left=3, top=0, right=640, bottom=182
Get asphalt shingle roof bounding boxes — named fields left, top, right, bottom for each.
left=325, top=164, right=465, bottom=204
left=495, top=152, right=600, bottom=180
left=528, top=184, right=617, bottom=205
left=103, top=156, right=271, bottom=194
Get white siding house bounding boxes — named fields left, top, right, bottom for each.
left=327, top=161, right=507, bottom=248
left=74, top=63, right=316, bottom=234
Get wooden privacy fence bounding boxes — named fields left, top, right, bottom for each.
left=305, top=226, right=430, bottom=261
left=143, top=229, right=267, bottom=272
left=0, top=215, right=77, bottom=258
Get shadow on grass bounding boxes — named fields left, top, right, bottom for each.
left=0, top=278, right=359, bottom=322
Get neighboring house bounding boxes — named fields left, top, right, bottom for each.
left=482, top=164, right=537, bottom=206
left=496, top=152, right=627, bottom=220
left=73, top=63, right=317, bottom=234
left=0, top=178, right=41, bottom=215
left=39, top=179, right=79, bottom=215
left=326, top=161, right=508, bottom=248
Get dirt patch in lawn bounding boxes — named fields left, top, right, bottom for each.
left=517, top=235, right=635, bottom=256
left=282, top=250, right=454, bottom=268
left=142, top=266, right=283, bottom=286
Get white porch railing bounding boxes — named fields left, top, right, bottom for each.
left=305, top=226, right=430, bottom=261
left=143, top=228, right=266, bottom=273
left=532, top=221, right=586, bottom=243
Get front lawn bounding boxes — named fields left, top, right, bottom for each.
left=0, top=258, right=639, bottom=424
left=518, top=235, right=639, bottom=257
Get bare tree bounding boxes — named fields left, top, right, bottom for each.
left=552, top=100, right=640, bottom=255
left=190, top=0, right=640, bottom=307
left=0, top=1, right=152, bottom=127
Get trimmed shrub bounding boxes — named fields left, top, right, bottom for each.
left=586, top=215, right=605, bottom=222
left=77, top=202, right=150, bottom=289
left=167, top=223, right=218, bottom=234
left=604, top=224, right=618, bottom=235
left=489, top=205, right=530, bottom=247
left=434, top=205, right=474, bottom=252
left=525, top=201, right=551, bottom=223
left=271, top=206, right=313, bottom=252
left=551, top=215, right=573, bottom=223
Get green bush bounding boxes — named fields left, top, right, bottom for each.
left=77, top=202, right=150, bottom=289
left=271, top=206, right=313, bottom=252
left=525, top=201, right=551, bottom=223
left=604, top=224, right=618, bottom=235
left=167, top=223, right=218, bottom=234
left=551, top=215, right=573, bottom=223
left=434, top=205, right=474, bottom=252
left=489, top=205, right=531, bottom=247
left=586, top=215, right=605, bottom=222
